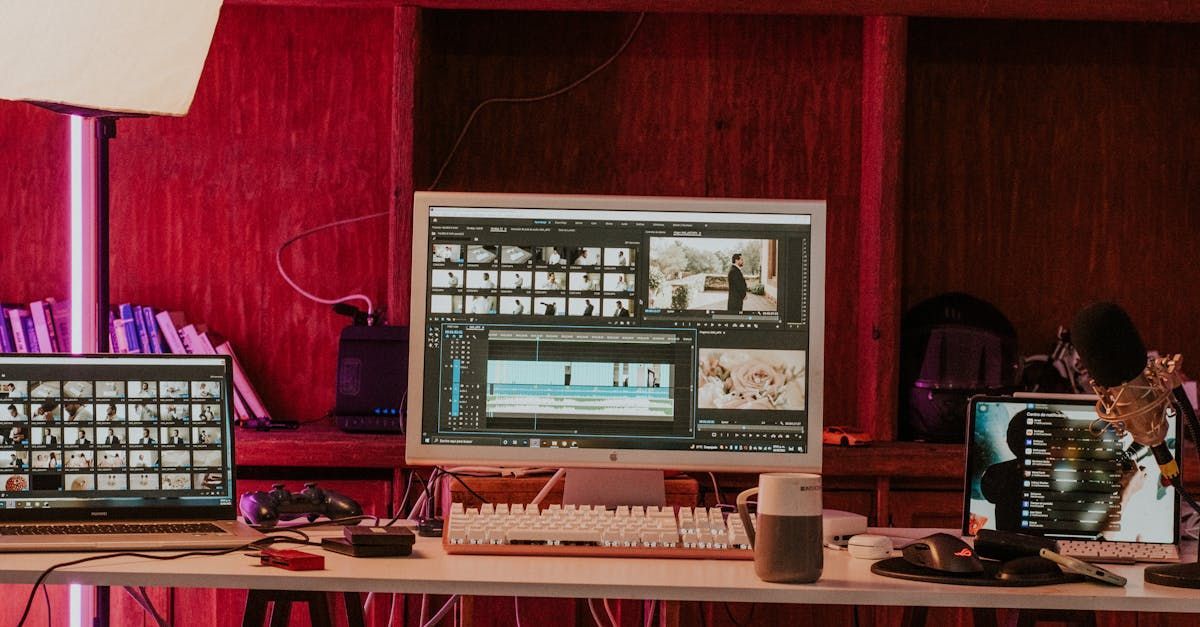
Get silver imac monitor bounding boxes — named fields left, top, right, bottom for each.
left=406, top=192, right=826, bottom=474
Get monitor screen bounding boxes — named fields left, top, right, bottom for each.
left=0, top=355, right=236, bottom=518
left=406, top=193, right=825, bottom=472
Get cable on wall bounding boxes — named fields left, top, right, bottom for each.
left=276, top=13, right=646, bottom=316
left=275, top=210, right=387, bottom=315
left=428, top=12, right=647, bottom=191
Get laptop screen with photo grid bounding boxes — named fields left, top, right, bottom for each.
left=0, top=355, right=235, bottom=515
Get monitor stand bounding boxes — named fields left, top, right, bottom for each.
left=561, top=469, right=666, bottom=507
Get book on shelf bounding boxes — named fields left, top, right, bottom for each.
left=192, top=329, right=217, bottom=355
left=110, top=317, right=137, bottom=354
left=7, top=307, right=38, bottom=353
left=49, top=298, right=71, bottom=352
left=2, top=301, right=67, bottom=353
left=160, top=311, right=264, bottom=426
left=225, top=379, right=252, bottom=424
left=0, top=306, right=15, bottom=353
left=154, top=310, right=187, bottom=354
left=139, top=306, right=163, bottom=354
left=114, top=303, right=143, bottom=354
left=29, top=300, right=56, bottom=353
left=178, top=323, right=208, bottom=355
left=22, top=312, right=40, bottom=353
left=213, top=338, right=270, bottom=426
left=188, top=329, right=247, bottom=423
left=121, top=303, right=150, bottom=354
left=42, top=298, right=63, bottom=352
left=1, top=299, right=274, bottom=426
left=5, top=307, right=26, bottom=353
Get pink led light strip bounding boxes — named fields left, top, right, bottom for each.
left=68, top=114, right=98, bottom=627
left=69, top=116, right=100, bottom=356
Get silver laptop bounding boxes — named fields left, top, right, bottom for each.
left=0, top=355, right=262, bottom=551
left=963, top=395, right=1180, bottom=563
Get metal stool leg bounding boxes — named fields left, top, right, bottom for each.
left=343, top=592, right=366, bottom=627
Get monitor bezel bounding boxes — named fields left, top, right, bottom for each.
left=406, top=191, right=826, bottom=473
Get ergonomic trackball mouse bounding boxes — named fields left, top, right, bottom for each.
left=901, top=533, right=984, bottom=574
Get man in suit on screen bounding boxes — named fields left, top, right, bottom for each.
left=727, top=253, right=747, bottom=312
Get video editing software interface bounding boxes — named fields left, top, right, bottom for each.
left=420, top=205, right=814, bottom=455
left=0, top=357, right=234, bottom=511
left=966, top=398, right=1178, bottom=543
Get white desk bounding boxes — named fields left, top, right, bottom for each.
left=0, top=530, right=1197, bottom=615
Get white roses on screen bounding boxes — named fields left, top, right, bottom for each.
left=698, top=352, right=804, bottom=410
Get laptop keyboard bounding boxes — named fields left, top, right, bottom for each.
left=1058, top=540, right=1180, bottom=563
left=0, top=523, right=226, bottom=536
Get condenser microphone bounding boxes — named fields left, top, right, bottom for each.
left=1070, top=302, right=1181, bottom=478
left=1076, top=304, right=1200, bottom=590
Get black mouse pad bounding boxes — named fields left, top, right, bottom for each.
left=871, top=558, right=1083, bottom=587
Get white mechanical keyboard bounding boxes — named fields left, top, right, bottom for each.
left=1057, top=540, right=1180, bottom=564
left=443, top=503, right=754, bottom=559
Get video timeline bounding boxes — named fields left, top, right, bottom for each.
left=440, top=325, right=697, bottom=438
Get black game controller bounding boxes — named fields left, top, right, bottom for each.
left=239, top=483, right=363, bottom=528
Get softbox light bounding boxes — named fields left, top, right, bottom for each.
left=0, top=0, right=222, bottom=116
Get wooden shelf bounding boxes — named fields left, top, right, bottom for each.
left=828, top=439, right=1200, bottom=483
left=234, top=419, right=406, bottom=468
left=823, top=441, right=964, bottom=478
left=236, top=428, right=1200, bottom=485
left=234, top=424, right=968, bottom=479
left=233, top=419, right=964, bottom=477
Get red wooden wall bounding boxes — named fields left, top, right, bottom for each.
left=0, top=104, right=70, bottom=302
left=0, top=8, right=874, bottom=434
left=413, top=11, right=865, bottom=426
left=104, top=5, right=396, bottom=422
left=903, top=19, right=1200, bottom=364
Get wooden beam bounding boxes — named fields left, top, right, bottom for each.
left=224, top=0, right=1200, bottom=22
left=857, top=16, right=906, bottom=441
left=389, top=5, right=420, bottom=325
